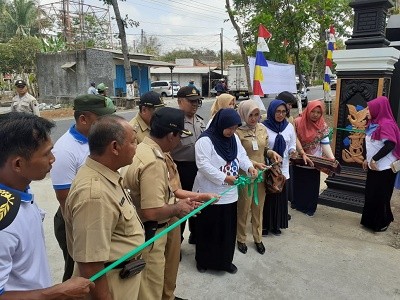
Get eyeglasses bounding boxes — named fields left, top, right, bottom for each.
left=275, top=110, right=287, bottom=115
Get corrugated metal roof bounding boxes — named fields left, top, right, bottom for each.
left=151, top=66, right=222, bottom=74
left=114, top=57, right=175, bottom=67
left=93, top=48, right=153, bottom=58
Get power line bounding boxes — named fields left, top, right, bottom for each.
left=137, top=0, right=223, bottom=22
left=165, top=0, right=226, bottom=15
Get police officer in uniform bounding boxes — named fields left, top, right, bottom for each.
left=124, top=107, right=200, bottom=300
left=65, top=115, right=145, bottom=300
left=172, top=86, right=206, bottom=244
left=10, top=80, right=40, bottom=116
left=129, top=91, right=165, bottom=143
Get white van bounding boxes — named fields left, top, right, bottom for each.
left=151, top=80, right=180, bottom=97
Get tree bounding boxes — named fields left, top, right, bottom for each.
left=134, top=31, right=161, bottom=56
left=2, top=0, right=38, bottom=39
left=230, top=0, right=352, bottom=83
left=103, top=0, right=139, bottom=92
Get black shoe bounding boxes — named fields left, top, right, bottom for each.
left=175, top=297, right=188, bottom=300
left=262, top=229, right=269, bottom=236
left=196, top=263, right=207, bottom=273
left=226, top=263, right=238, bottom=274
left=271, top=229, right=281, bottom=236
left=237, top=241, right=247, bottom=254
left=188, top=234, right=196, bottom=245
left=255, top=242, right=265, bottom=255
left=288, top=214, right=292, bottom=221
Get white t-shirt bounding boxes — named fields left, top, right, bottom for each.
left=263, top=123, right=296, bottom=179
left=50, top=125, right=89, bottom=190
left=192, top=134, right=253, bottom=205
left=366, top=135, right=397, bottom=171
left=0, top=186, right=52, bottom=294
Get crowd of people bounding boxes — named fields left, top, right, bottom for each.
left=1, top=81, right=399, bottom=299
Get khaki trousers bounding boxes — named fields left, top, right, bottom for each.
left=237, top=182, right=266, bottom=243
left=139, top=228, right=168, bottom=300
left=162, top=217, right=181, bottom=300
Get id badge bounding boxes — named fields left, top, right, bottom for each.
left=252, top=140, right=259, bottom=151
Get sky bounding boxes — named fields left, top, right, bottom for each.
left=39, top=0, right=241, bottom=54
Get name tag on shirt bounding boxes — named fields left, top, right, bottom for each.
left=252, top=140, right=259, bottom=151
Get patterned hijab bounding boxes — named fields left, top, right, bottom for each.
left=262, top=99, right=289, bottom=157
left=368, top=96, right=400, bottom=159
left=199, top=108, right=242, bottom=162
left=295, top=100, right=329, bottom=154
left=237, top=100, right=260, bottom=130
left=210, top=93, right=235, bottom=117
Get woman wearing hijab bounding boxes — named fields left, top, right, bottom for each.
left=262, top=100, right=297, bottom=235
left=207, top=93, right=236, bottom=127
left=193, top=108, right=257, bottom=274
left=293, top=100, right=334, bottom=217
left=361, top=96, right=400, bottom=232
left=236, top=100, right=281, bottom=255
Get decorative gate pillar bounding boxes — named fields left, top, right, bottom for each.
left=318, top=0, right=400, bottom=212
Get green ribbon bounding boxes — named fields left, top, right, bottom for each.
left=236, top=175, right=252, bottom=197
left=252, top=170, right=265, bottom=206
left=89, top=174, right=256, bottom=282
left=334, top=127, right=365, bottom=134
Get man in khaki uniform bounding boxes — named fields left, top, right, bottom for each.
left=124, top=107, right=198, bottom=300
left=11, top=80, right=40, bottom=116
left=129, top=91, right=165, bottom=143
left=65, top=115, right=144, bottom=300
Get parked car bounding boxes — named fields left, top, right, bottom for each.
left=151, top=80, right=180, bottom=97
left=330, top=74, right=337, bottom=90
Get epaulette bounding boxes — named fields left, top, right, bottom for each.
left=0, top=189, right=21, bottom=230
left=89, top=177, right=102, bottom=199
left=195, top=114, right=204, bottom=120
left=153, top=148, right=164, bottom=160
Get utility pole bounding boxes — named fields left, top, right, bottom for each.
left=220, top=28, right=224, bottom=78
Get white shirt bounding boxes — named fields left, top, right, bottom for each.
left=0, top=186, right=52, bottom=294
left=50, top=125, right=89, bottom=190
left=366, top=135, right=397, bottom=171
left=192, top=134, right=253, bottom=205
left=264, top=123, right=296, bottom=179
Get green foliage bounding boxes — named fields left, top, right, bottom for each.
left=0, top=36, right=40, bottom=73
left=1, top=0, right=38, bottom=42
left=231, top=0, right=353, bottom=80
left=40, top=35, right=67, bottom=53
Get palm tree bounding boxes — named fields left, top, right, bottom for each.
left=3, top=0, right=37, bottom=37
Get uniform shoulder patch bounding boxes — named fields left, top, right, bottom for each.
left=0, top=189, right=21, bottom=230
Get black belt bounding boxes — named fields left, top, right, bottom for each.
left=104, top=255, right=142, bottom=269
left=157, top=222, right=167, bottom=228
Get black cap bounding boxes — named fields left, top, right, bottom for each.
left=0, top=189, right=21, bottom=230
left=15, top=80, right=26, bottom=87
left=177, top=86, right=203, bottom=101
left=140, top=91, right=165, bottom=108
left=152, top=107, right=192, bottom=136
left=73, top=94, right=115, bottom=116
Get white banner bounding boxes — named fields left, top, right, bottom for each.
left=249, top=57, right=297, bottom=94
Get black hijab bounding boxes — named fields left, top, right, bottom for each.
left=199, top=108, right=242, bottom=162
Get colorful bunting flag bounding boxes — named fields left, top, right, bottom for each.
left=251, top=24, right=271, bottom=111
left=324, top=25, right=336, bottom=92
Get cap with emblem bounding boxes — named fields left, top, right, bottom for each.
left=139, top=91, right=165, bottom=108
left=0, top=189, right=21, bottom=230
left=15, top=80, right=27, bottom=87
left=152, top=107, right=193, bottom=136
left=177, top=86, right=203, bottom=101
left=73, top=94, right=115, bottom=116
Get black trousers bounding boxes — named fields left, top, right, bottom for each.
left=54, top=207, right=74, bottom=281
left=175, top=161, right=198, bottom=241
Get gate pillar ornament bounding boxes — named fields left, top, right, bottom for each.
left=318, top=0, right=400, bottom=212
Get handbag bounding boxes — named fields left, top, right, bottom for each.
left=390, top=160, right=400, bottom=173
left=264, top=162, right=286, bottom=194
